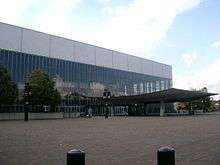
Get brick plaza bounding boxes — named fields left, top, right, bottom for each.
left=1, top=113, right=220, bottom=165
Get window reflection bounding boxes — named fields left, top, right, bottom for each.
left=0, top=49, right=172, bottom=97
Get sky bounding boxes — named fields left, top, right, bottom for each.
left=0, top=0, right=220, bottom=98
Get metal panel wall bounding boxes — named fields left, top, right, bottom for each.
left=0, top=22, right=172, bottom=79
left=160, top=64, right=172, bottom=79
left=95, top=47, right=113, bottom=68
left=22, top=29, right=50, bottom=57
left=141, top=59, right=153, bottom=76
left=112, top=51, right=128, bottom=71
left=152, top=62, right=163, bottom=78
left=50, top=36, right=74, bottom=61
left=0, top=23, right=21, bottom=52
left=75, top=42, right=96, bottom=65
left=169, top=65, right=172, bottom=79
left=127, top=55, right=142, bottom=73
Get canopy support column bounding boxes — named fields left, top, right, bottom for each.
left=144, top=103, right=148, bottom=115
left=160, top=101, right=165, bottom=117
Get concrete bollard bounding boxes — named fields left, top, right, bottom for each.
left=67, top=149, right=85, bottom=165
left=157, top=146, right=175, bottom=165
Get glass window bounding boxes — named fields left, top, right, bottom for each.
left=0, top=49, right=173, bottom=97
left=146, top=82, right=150, bottom=93
left=24, top=54, right=29, bottom=79
left=150, top=82, right=153, bottom=93
left=12, top=52, right=17, bottom=82
left=165, top=80, right=169, bottom=89
left=156, top=81, right=160, bottom=91
left=140, top=83, right=144, bottom=93
left=161, top=80, right=165, bottom=90
left=124, top=85, right=127, bottom=95
left=8, top=51, right=13, bottom=80
left=5, top=50, right=9, bottom=70
left=170, top=80, right=173, bottom=88
left=20, top=53, right=25, bottom=82
left=134, top=84, right=137, bottom=94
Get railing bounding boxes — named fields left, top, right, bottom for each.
left=0, top=105, right=128, bottom=120
left=0, top=105, right=80, bottom=120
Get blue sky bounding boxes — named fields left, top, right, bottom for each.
left=0, top=0, right=220, bottom=97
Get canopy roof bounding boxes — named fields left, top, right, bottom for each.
left=103, top=88, right=218, bottom=105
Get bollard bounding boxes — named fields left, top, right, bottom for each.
left=24, top=105, right=29, bottom=121
left=157, top=146, right=175, bottom=165
left=67, top=149, right=85, bottom=165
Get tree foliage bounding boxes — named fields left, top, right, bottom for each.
left=176, top=87, right=215, bottom=112
left=0, top=64, right=18, bottom=104
left=188, top=87, right=214, bottom=112
left=28, top=70, right=61, bottom=107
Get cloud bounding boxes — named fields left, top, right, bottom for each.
left=81, top=0, right=202, bottom=57
left=101, top=6, right=114, bottom=17
left=0, top=0, right=36, bottom=23
left=0, top=0, right=83, bottom=39
left=30, top=0, right=83, bottom=38
left=174, top=57, right=220, bottom=99
left=0, top=0, right=202, bottom=58
left=181, top=52, right=198, bottom=66
left=210, top=41, right=220, bottom=48
left=98, top=0, right=111, bottom=4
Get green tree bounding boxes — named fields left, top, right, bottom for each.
left=187, top=87, right=214, bottom=112
left=0, top=64, right=18, bottom=104
left=28, top=70, right=61, bottom=109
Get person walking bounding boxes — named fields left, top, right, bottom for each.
left=88, top=107, right=92, bottom=118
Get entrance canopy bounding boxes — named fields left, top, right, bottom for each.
left=102, top=88, right=217, bottom=105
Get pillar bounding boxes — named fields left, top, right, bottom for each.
left=160, top=101, right=165, bottom=117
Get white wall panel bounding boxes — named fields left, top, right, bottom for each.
left=127, top=55, right=142, bottom=73
left=160, top=65, right=172, bottom=79
left=152, top=62, right=163, bottom=77
left=0, top=22, right=172, bottom=79
left=166, top=65, right=172, bottom=79
left=141, top=59, right=153, bottom=76
left=22, top=29, right=50, bottom=56
left=0, top=23, right=21, bottom=51
left=162, top=64, right=167, bottom=78
left=50, top=36, right=74, bottom=61
left=75, top=42, right=95, bottom=65
left=112, top=52, right=128, bottom=71
left=168, top=65, right=172, bottom=79
left=95, top=47, right=113, bottom=68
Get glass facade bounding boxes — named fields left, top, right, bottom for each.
left=0, top=48, right=172, bottom=97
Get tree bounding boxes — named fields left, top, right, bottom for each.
left=28, top=70, right=61, bottom=109
left=187, top=87, right=214, bottom=112
left=0, top=64, right=18, bottom=104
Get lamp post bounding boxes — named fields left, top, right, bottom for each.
left=103, top=89, right=111, bottom=118
left=24, top=82, right=31, bottom=121
left=134, top=103, right=137, bottom=116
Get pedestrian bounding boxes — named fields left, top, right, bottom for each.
left=88, top=107, right=92, bottom=118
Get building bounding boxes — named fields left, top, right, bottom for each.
left=0, top=22, right=172, bottom=97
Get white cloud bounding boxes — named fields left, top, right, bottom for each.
left=210, top=41, right=220, bottom=48
left=0, top=0, right=202, bottom=58
left=181, top=52, right=198, bottom=66
left=174, top=57, right=220, bottom=99
left=29, top=0, right=83, bottom=38
left=101, top=6, right=114, bottom=17
left=98, top=0, right=111, bottom=4
left=0, top=0, right=36, bottom=23
left=0, top=0, right=83, bottom=39
left=80, top=0, right=202, bottom=57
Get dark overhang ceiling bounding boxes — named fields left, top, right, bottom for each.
left=100, top=88, right=218, bottom=105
